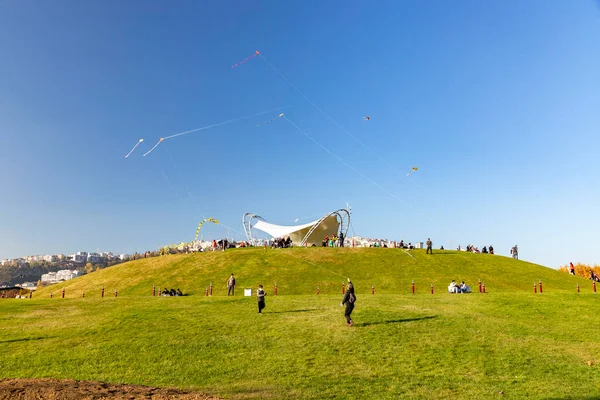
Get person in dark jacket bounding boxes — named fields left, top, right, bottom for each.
left=257, top=285, right=266, bottom=314
left=340, top=281, right=356, bottom=326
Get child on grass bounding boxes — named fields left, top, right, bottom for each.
left=340, top=281, right=356, bottom=326
left=257, top=285, right=266, bottom=314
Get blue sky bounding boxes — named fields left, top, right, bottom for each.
left=1, top=0, right=599, bottom=269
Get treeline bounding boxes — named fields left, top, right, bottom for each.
left=558, top=262, right=600, bottom=279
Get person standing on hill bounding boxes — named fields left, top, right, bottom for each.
left=426, top=238, right=433, bottom=254
left=257, top=285, right=266, bottom=314
left=340, top=281, right=356, bottom=327
left=227, top=273, right=236, bottom=296
left=511, top=245, right=518, bottom=260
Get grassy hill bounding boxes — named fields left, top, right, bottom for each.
left=2, top=248, right=599, bottom=399
left=34, top=248, right=592, bottom=298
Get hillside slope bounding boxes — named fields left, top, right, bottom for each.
left=34, top=248, right=590, bottom=298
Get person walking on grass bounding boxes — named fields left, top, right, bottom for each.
left=426, top=238, right=433, bottom=254
left=227, top=273, right=236, bottom=296
left=257, top=285, right=266, bottom=314
left=340, top=281, right=356, bottom=327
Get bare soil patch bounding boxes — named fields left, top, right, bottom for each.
left=0, top=378, right=221, bottom=400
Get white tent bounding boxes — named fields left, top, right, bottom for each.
left=243, top=210, right=350, bottom=247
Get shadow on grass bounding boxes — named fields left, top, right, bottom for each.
left=358, top=315, right=437, bottom=327
left=269, top=309, right=317, bottom=314
left=544, top=397, right=600, bottom=400
left=0, top=336, right=56, bottom=344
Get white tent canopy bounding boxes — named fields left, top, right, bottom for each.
left=252, top=220, right=318, bottom=239
left=243, top=210, right=350, bottom=246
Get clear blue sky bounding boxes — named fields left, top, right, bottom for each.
left=1, top=0, right=599, bottom=269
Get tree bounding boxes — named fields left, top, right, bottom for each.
left=84, top=263, right=94, bottom=274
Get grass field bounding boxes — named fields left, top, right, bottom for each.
left=2, top=248, right=599, bottom=399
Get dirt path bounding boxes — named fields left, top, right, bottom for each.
left=0, top=378, right=221, bottom=400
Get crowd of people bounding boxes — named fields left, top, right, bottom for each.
left=161, top=288, right=184, bottom=296
left=272, top=237, right=293, bottom=248
left=457, top=244, right=495, bottom=254
left=322, top=233, right=345, bottom=247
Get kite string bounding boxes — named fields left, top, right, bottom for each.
left=144, top=106, right=290, bottom=157
left=164, top=106, right=287, bottom=140
left=258, top=53, right=407, bottom=176
left=283, top=115, right=410, bottom=207
left=283, top=115, right=461, bottom=241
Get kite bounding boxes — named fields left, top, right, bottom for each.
left=125, top=139, right=144, bottom=158
left=231, top=50, right=260, bottom=69
left=195, top=218, right=220, bottom=240
left=256, top=113, right=284, bottom=127
left=405, top=167, right=418, bottom=177
left=143, top=138, right=164, bottom=157
left=362, top=116, right=371, bottom=121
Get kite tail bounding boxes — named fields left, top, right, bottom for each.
left=125, top=142, right=141, bottom=158
left=143, top=139, right=163, bottom=157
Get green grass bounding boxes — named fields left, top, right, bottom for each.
left=2, top=248, right=599, bottom=399
left=32, top=248, right=594, bottom=297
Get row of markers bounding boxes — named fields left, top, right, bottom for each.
left=49, top=287, right=115, bottom=298
left=32, top=280, right=600, bottom=299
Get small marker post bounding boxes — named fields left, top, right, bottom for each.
left=342, top=282, right=345, bottom=295
left=152, top=285, right=156, bottom=297
left=539, top=280, right=543, bottom=294
left=115, top=289, right=118, bottom=297
left=430, top=284, right=434, bottom=295
left=101, top=286, right=105, bottom=298
left=82, top=291, right=85, bottom=298
left=205, top=287, right=208, bottom=296
left=594, top=281, right=597, bottom=293
left=577, top=284, right=580, bottom=293
left=412, top=280, right=415, bottom=295
left=534, top=282, right=537, bottom=294
left=372, top=284, right=375, bottom=295
left=317, top=286, right=320, bottom=295
left=62, top=288, right=65, bottom=298
left=478, top=279, right=482, bottom=293
left=274, top=282, right=278, bottom=296
left=209, top=282, right=213, bottom=296
left=482, top=283, right=486, bottom=293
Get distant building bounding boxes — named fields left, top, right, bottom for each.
left=41, top=269, right=80, bottom=283
left=87, top=253, right=103, bottom=263
left=71, top=253, right=86, bottom=263
left=43, top=254, right=58, bottom=263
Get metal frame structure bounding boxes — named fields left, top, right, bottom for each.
left=242, top=209, right=351, bottom=247
left=242, top=213, right=265, bottom=246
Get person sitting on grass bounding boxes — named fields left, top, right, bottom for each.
left=448, top=280, right=460, bottom=294
left=459, top=281, right=471, bottom=293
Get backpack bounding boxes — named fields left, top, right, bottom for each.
left=349, top=292, right=356, bottom=304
